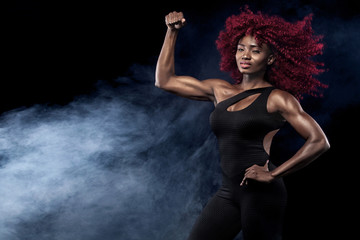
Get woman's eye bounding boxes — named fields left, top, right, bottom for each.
left=238, top=48, right=244, bottom=52
left=253, top=50, right=261, bottom=53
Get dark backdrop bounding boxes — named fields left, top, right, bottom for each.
left=2, top=1, right=359, bottom=239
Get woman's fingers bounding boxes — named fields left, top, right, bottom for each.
left=241, top=161, right=271, bottom=186
left=240, top=169, right=254, bottom=186
left=240, top=176, right=247, bottom=186
left=264, top=160, right=269, bottom=171
left=246, top=161, right=269, bottom=172
left=165, top=11, right=186, bottom=29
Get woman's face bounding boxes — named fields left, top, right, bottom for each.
left=235, top=35, right=275, bottom=75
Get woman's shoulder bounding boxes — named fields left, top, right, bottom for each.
left=204, top=78, right=234, bottom=93
left=268, top=88, right=302, bottom=113
left=203, top=78, right=231, bottom=86
left=206, top=79, right=239, bottom=104
left=270, top=88, right=293, bottom=99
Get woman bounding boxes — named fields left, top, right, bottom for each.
left=155, top=7, right=330, bottom=240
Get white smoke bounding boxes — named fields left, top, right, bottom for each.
left=0, top=72, right=221, bottom=240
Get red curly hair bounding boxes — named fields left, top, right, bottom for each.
left=216, top=6, right=327, bottom=99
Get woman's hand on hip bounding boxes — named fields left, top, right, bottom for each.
left=240, top=160, right=275, bottom=186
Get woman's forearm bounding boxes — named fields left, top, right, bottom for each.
left=271, top=137, right=330, bottom=178
left=155, top=29, right=179, bottom=88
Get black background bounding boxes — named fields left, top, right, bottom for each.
left=3, top=0, right=359, bottom=239
left=3, top=0, right=359, bottom=110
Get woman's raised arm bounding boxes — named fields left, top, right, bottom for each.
left=155, top=11, right=221, bottom=102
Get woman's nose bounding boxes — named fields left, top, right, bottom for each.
left=242, top=52, right=251, bottom=59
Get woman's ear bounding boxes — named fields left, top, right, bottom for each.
left=267, top=54, right=276, bottom=65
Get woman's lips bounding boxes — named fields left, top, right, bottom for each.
left=240, top=62, right=251, bottom=69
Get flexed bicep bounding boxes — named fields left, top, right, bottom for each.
left=160, top=75, right=221, bottom=101
left=155, top=11, right=223, bottom=102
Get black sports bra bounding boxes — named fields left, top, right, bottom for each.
left=209, top=87, right=285, bottom=178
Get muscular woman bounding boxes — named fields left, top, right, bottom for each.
left=155, top=7, right=330, bottom=240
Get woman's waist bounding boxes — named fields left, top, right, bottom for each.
left=217, top=165, right=286, bottom=199
left=218, top=143, right=269, bottom=156
left=219, top=154, right=271, bottom=181
left=219, top=151, right=269, bottom=168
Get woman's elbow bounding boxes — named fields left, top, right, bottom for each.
left=155, top=73, right=177, bottom=90
left=319, top=137, right=331, bottom=153
left=155, top=78, right=169, bottom=89
left=310, top=134, right=330, bottom=155
left=323, top=139, right=330, bottom=152
left=154, top=79, right=162, bottom=88
left=155, top=71, right=170, bottom=89
left=154, top=74, right=165, bottom=88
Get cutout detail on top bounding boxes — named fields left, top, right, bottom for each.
left=226, top=93, right=261, bottom=112
left=263, top=129, right=279, bottom=156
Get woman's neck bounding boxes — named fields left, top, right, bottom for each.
left=236, top=73, right=271, bottom=90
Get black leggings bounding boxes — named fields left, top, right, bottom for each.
left=187, top=173, right=287, bottom=240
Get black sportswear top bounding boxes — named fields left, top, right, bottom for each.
left=210, top=87, right=285, bottom=179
